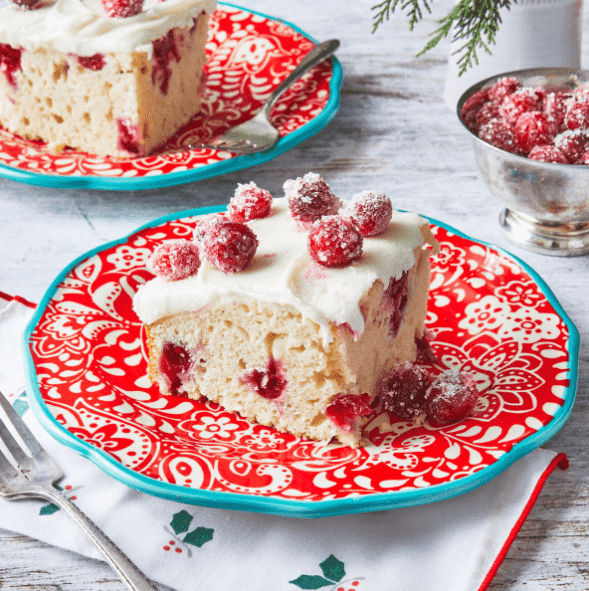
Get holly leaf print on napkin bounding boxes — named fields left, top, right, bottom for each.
left=289, top=555, right=346, bottom=589
left=163, top=510, right=214, bottom=556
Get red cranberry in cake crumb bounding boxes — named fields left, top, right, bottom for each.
left=375, top=363, right=434, bottom=420
left=478, top=119, right=519, bottom=153
left=192, top=213, right=227, bottom=245
left=383, top=272, right=409, bottom=338
left=77, top=54, right=106, bottom=71
left=152, top=29, right=181, bottom=95
left=284, top=172, right=341, bottom=225
left=148, top=240, right=201, bottom=281
left=554, top=129, right=587, bottom=163
left=7, top=0, right=41, bottom=9
left=425, top=371, right=480, bottom=426
left=564, top=99, right=589, bottom=131
left=116, top=118, right=142, bottom=155
left=499, top=89, right=542, bottom=126
left=325, top=393, right=372, bottom=433
left=514, top=111, right=554, bottom=155
left=241, top=357, right=287, bottom=400
left=347, top=191, right=392, bottom=237
left=228, top=182, right=273, bottom=223
left=101, top=0, right=143, bottom=18
left=488, top=76, right=521, bottom=105
left=308, top=216, right=363, bottom=267
left=0, top=43, right=23, bottom=91
left=203, top=221, right=258, bottom=273
left=161, top=343, right=192, bottom=395
left=528, top=145, right=569, bottom=163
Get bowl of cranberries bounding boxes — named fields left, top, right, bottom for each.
left=458, top=68, right=589, bottom=257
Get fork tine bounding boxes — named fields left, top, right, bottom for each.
left=0, top=443, right=18, bottom=480
left=0, top=391, right=43, bottom=464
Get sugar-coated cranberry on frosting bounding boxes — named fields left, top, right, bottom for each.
left=228, top=182, right=273, bottom=223
left=346, top=190, right=392, bottom=237
left=101, top=0, right=144, bottom=18
left=148, top=239, right=200, bottom=281
left=284, top=172, right=341, bottom=225
left=307, top=215, right=363, bottom=267
left=203, top=220, right=259, bottom=273
left=192, top=212, right=227, bottom=245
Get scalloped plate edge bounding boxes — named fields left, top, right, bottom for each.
left=22, top=208, right=580, bottom=518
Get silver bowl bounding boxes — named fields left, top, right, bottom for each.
left=458, top=67, right=589, bottom=257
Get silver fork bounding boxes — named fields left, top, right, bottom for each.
left=200, top=38, right=340, bottom=154
left=0, top=391, right=159, bottom=591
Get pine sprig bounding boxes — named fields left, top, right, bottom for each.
left=372, top=0, right=517, bottom=75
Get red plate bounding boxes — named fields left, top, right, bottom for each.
left=23, top=209, right=578, bottom=517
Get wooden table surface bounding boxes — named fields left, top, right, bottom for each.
left=1, top=0, right=588, bottom=588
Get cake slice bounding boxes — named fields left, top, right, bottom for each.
left=133, top=177, right=438, bottom=446
left=0, top=0, right=216, bottom=157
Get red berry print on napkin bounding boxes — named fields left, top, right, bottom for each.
left=289, top=555, right=364, bottom=589
left=162, top=510, right=214, bottom=557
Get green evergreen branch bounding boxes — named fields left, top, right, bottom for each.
left=372, top=0, right=517, bottom=74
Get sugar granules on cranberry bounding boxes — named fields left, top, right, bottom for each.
left=203, top=221, right=258, bottom=273
left=514, top=111, right=554, bottom=155
left=308, top=215, right=363, bottom=267
left=228, top=182, right=273, bottom=223
left=192, top=213, right=226, bottom=245
left=148, top=239, right=200, bottom=281
left=101, top=0, right=143, bottom=17
left=375, top=363, right=434, bottom=420
left=499, top=88, right=543, bottom=126
left=478, top=119, right=519, bottom=153
left=528, top=145, right=569, bottom=163
left=346, top=190, right=393, bottom=237
left=554, top=129, right=587, bottom=163
left=284, top=172, right=341, bottom=226
left=325, top=393, right=372, bottom=433
left=488, top=76, right=521, bottom=105
left=425, top=370, right=480, bottom=427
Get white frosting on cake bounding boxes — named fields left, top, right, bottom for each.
left=0, top=0, right=216, bottom=57
left=133, top=198, right=432, bottom=345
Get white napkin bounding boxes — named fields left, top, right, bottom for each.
left=0, top=294, right=567, bottom=591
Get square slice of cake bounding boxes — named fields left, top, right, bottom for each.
left=133, top=177, right=439, bottom=446
left=0, top=0, right=216, bottom=157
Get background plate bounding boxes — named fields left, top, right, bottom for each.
left=23, top=207, right=579, bottom=518
left=0, top=3, right=341, bottom=190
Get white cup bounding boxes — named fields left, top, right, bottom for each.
left=444, top=0, right=583, bottom=109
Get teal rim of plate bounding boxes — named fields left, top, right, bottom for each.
left=22, top=208, right=580, bottom=518
left=0, top=3, right=342, bottom=191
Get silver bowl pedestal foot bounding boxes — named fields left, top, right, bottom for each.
left=499, top=209, right=589, bottom=256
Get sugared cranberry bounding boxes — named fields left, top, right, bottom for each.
left=241, top=357, right=287, bottom=400
left=499, top=89, right=542, bottom=126
left=514, top=111, right=554, bottom=155
left=579, top=151, right=589, bottom=165
left=284, top=172, right=341, bottom=225
left=0, top=43, right=23, bottom=91
left=161, top=343, right=192, bottom=395
left=152, top=30, right=180, bottom=95
left=203, top=221, right=258, bottom=273
left=148, top=240, right=200, bottom=281
left=325, top=393, right=372, bottom=433
left=227, top=182, right=273, bottom=223
left=375, top=363, right=434, bottom=420
left=554, top=129, right=587, bottom=163
left=101, top=0, right=143, bottom=17
left=383, top=272, right=409, bottom=337
left=425, top=371, right=480, bottom=426
left=308, top=216, right=363, bottom=267
left=192, top=213, right=226, bottom=245
left=7, top=0, right=41, bottom=9
left=475, top=102, right=500, bottom=130
left=488, top=77, right=522, bottom=105
left=116, top=118, right=142, bottom=155
left=77, top=54, right=106, bottom=71
left=543, top=90, right=572, bottom=132
left=346, top=191, right=392, bottom=237
left=527, top=145, right=569, bottom=163
left=478, top=119, right=518, bottom=153
left=461, top=87, right=490, bottom=131
left=564, top=99, right=589, bottom=131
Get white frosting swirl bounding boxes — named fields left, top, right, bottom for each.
left=0, top=0, right=216, bottom=56
left=133, top=198, right=433, bottom=345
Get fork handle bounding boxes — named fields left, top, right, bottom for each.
left=262, top=38, right=340, bottom=114
left=38, top=487, right=159, bottom=591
